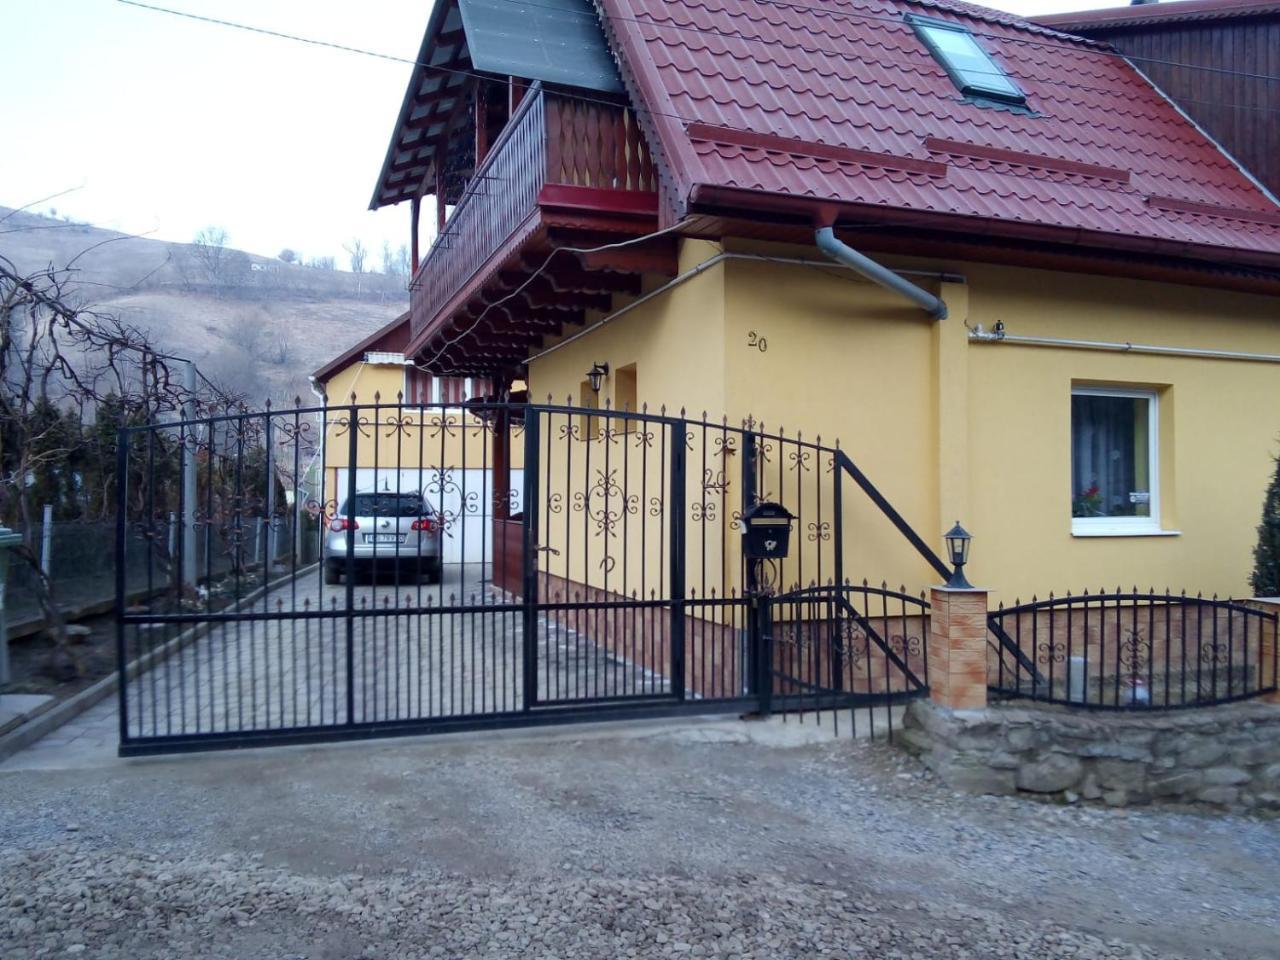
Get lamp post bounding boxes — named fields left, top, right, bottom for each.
left=943, top=521, right=973, bottom=589
left=586, top=362, right=609, bottom=394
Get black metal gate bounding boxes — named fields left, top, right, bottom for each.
left=115, top=400, right=943, bottom=755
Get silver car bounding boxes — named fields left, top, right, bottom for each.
left=323, top=491, right=443, bottom=584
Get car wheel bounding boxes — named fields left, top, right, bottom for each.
left=323, top=562, right=341, bottom=585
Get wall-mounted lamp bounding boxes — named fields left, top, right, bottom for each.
left=943, top=521, right=973, bottom=589
left=586, top=362, right=609, bottom=394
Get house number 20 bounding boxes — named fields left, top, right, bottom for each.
left=747, top=330, right=768, bottom=352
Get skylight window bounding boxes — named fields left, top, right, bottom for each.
left=908, top=15, right=1025, bottom=106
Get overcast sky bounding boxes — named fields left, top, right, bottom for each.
left=3, top=0, right=1109, bottom=264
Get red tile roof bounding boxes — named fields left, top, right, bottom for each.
left=1036, top=0, right=1280, bottom=31
left=600, top=0, right=1280, bottom=269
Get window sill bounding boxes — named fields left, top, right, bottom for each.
left=1071, top=526, right=1181, bottom=538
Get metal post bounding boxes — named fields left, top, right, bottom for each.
left=167, top=512, right=177, bottom=590
left=114, top=429, right=130, bottom=748
left=0, top=527, right=21, bottom=686
left=344, top=407, right=358, bottom=726
left=521, top=409, right=541, bottom=710
left=757, top=596, right=774, bottom=717
left=181, top=361, right=198, bottom=591
left=741, top=429, right=760, bottom=700
left=40, top=504, right=53, bottom=577
left=669, top=418, right=686, bottom=700
left=264, top=415, right=276, bottom=569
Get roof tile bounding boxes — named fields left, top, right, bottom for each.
left=602, top=0, right=1280, bottom=263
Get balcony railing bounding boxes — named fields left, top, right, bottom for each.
left=410, top=84, right=657, bottom=340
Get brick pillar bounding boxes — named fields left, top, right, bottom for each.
left=1246, top=598, right=1280, bottom=703
left=929, top=586, right=990, bottom=710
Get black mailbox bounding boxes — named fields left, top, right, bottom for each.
left=739, top=501, right=794, bottom=560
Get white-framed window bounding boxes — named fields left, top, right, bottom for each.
left=1071, top=386, right=1161, bottom=536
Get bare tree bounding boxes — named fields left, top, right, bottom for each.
left=0, top=252, right=238, bottom=670
left=344, top=239, right=368, bottom=295
left=191, top=225, right=231, bottom=294
left=344, top=238, right=368, bottom=275
left=380, top=241, right=412, bottom=280
left=309, top=255, right=336, bottom=271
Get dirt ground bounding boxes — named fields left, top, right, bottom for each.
left=1, top=720, right=1276, bottom=958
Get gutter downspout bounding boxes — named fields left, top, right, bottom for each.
left=815, top=226, right=948, bottom=320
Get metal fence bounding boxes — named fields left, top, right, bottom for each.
left=988, top=589, right=1279, bottom=709
left=7, top=511, right=311, bottom=633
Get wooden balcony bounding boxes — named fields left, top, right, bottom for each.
left=408, top=84, right=661, bottom=366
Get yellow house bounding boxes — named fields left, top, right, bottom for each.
left=360, top=0, right=1280, bottom=613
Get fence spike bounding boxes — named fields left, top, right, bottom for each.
left=360, top=596, right=368, bottom=610
left=815, top=433, right=822, bottom=445
left=349, top=392, right=357, bottom=405
left=1031, top=594, right=1038, bottom=603
left=880, top=579, right=888, bottom=590
left=448, top=592, right=457, bottom=604
left=642, top=401, right=648, bottom=414
left=1049, top=590, right=1054, bottom=600
left=275, top=597, right=283, bottom=611
left=373, top=390, right=381, bottom=404
left=1180, top=588, right=1187, bottom=598
left=265, top=397, right=273, bottom=412
left=1082, top=588, right=1089, bottom=598
left=382, top=595, right=391, bottom=608
left=862, top=578, right=869, bottom=588
left=700, top=409, right=708, bottom=422
left=659, top=404, right=666, bottom=417
left=679, top=406, right=687, bottom=418
left=546, top=393, right=554, bottom=404
left=690, top=586, right=699, bottom=599
left=1197, top=591, right=1203, bottom=600
left=302, top=597, right=311, bottom=611
left=1212, top=592, right=1219, bottom=601
left=605, top=396, right=612, bottom=410
left=710, top=587, right=717, bottom=599
left=396, top=390, right=404, bottom=404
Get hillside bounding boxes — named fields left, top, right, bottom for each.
left=0, top=207, right=406, bottom=404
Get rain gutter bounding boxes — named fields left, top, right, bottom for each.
left=816, top=226, right=949, bottom=320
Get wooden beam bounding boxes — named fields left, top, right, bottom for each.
left=411, top=196, right=421, bottom=274
left=574, top=240, right=679, bottom=276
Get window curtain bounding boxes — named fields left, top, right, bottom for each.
left=1072, top=395, right=1150, bottom=518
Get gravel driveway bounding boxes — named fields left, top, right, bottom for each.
left=1, top=720, right=1276, bottom=958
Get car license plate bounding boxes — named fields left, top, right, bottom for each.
left=365, top=534, right=404, bottom=544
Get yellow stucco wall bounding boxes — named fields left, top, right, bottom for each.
left=962, top=264, right=1279, bottom=602
left=525, top=237, right=1280, bottom=602
left=315, top=361, right=523, bottom=515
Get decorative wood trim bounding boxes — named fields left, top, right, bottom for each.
left=686, top=123, right=948, bottom=178
left=538, top=184, right=660, bottom=215
left=923, top=136, right=1131, bottom=183
left=1147, top=195, right=1280, bottom=227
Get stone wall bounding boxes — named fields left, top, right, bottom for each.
left=901, top=698, right=1280, bottom=812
